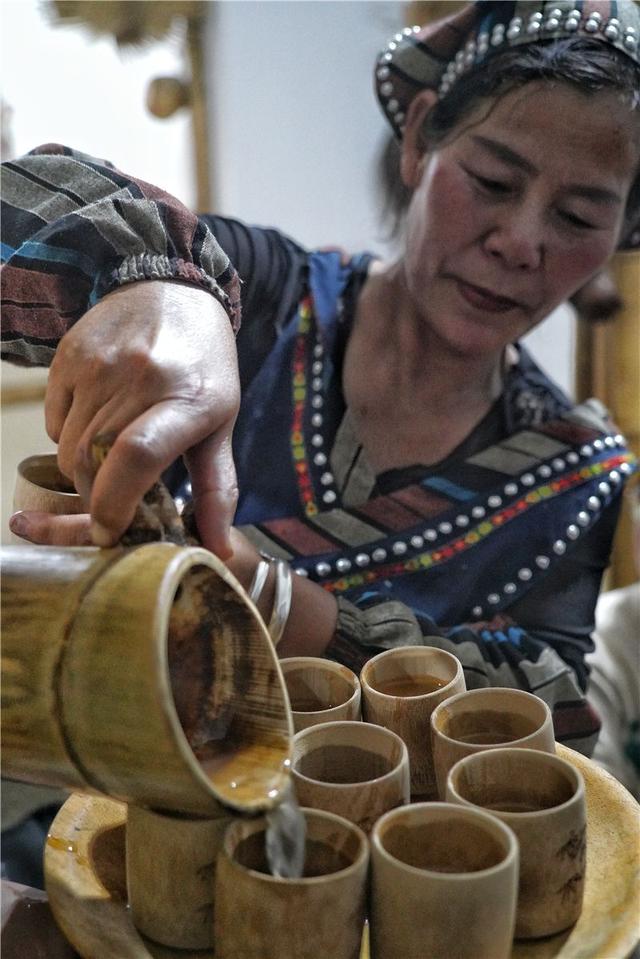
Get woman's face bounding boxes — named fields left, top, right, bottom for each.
left=401, top=81, right=639, bottom=357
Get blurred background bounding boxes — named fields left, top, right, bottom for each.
left=1, top=1, right=634, bottom=587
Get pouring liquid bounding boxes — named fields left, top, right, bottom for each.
left=265, top=782, right=307, bottom=879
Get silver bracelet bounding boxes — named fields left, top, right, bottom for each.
left=268, top=559, right=293, bottom=647
left=248, top=559, right=270, bottom=604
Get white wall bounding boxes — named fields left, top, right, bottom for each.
left=207, top=0, right=402, bottom=253
left=0, top=0, right=193, bottom=204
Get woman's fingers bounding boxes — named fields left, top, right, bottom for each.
left=9, top=511, right=92, bottom=546
left=185, top=431, right=239, bottom=558
left=80, top=397, right=237, bottom=548
left=41, top=280, right=241, bottom=549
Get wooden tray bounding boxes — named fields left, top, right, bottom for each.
left=44, top=745, right=640, bottom=959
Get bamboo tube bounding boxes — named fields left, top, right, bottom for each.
left=1, top=542, right=293, bottom=816
left=576, top=250, right=640, bottom=588
left=1, top=545, right=120, bottom=790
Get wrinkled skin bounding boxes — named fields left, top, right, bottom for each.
left=11, top=281, right=240, bottom=557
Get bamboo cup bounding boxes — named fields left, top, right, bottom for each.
left=10, top=453, right=86, bottom=545
left=13, top=453, right=83, bottom=513
left=126, top=804, right=233, bottom=949
left=430, top=687, right=556, bottom=799
left=11, top=453, right=85, bottom=543
left=280, top=657, right=361, bottom=731
left=1, top=542, right=292, bottom=816
left=214, top=808, right=369, bottom=959
left=446, top=748, right=587, bottom=938
left=291, top=720, right=410, bottom=833
left=370, top=802, right=519, bottom=959
left=360, top=646, right=466, bottom=800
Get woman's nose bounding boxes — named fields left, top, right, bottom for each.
left=483, top=209, right=543, bottom=272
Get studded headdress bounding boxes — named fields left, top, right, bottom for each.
left=375, top=1, right=640, bottom=140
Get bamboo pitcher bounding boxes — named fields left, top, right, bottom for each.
left=1, top=541, right=293, bottom=816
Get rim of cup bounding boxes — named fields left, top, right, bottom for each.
left=430, top=687, right=552, bottom=745
left=292, top=720, right=409, bottom=789
left=222, top=806, right=369, bottom=884
left=371, top=801, right=519, bottom=879
left=360, top=646, right=464, bottom=699
left=446, top=747, right=585, bottom=818
left=279, top=657, right=360, bottom=714
left=17, top=453, right=79, bottom=496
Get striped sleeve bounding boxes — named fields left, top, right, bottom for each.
left=1, top=144, right=241, bottom=367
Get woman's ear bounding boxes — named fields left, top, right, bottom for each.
left=400, top=89, right=438, bottom=189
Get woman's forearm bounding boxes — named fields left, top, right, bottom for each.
left=1, top=144, right=240, bottom=367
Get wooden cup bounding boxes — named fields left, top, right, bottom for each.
left=360, top=646, right=466, bottom=800
left=430, top=687, right=556, bottom=799
left=291, top=720, right=410, bottom=833
left=370, top=802, right=518, bottom=959
left=1, top=542, right=292, bottom=816
left=280, top=657, right=361, bottom=732
left=446, top=747, right=587, bottom=939
left=12, top=453, right=84, bottom=541
left=126, top=804, right=232, bottom=949
left=214, top=808, right=369, bottom=959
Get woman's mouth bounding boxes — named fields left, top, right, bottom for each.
left=455, top=278, right=522, bottom=313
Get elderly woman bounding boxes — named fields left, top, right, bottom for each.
left=2, top=0, right=639, bottom=762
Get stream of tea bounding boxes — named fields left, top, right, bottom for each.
left=264, top=781, right=307, bottom=878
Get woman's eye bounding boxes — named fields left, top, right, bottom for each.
left=469, top=171, right=510, bottom=194
left=559, top=210, right=596, bottom=230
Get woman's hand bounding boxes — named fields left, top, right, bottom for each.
left=44, top=280, right=240, bottom=558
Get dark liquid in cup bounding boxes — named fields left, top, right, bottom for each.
left=236, top=833, right=350, bottom=877
left=444, top=709, right=540, bottom=744
left=297, top=745, right=394, bottom=784
left=290, top=695, right=335, bottom=713
left=371, top=674, right=447, bottom=697
left=484, top=800, right=543, bottom=813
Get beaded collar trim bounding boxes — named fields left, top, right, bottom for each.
left=375, top=1, right=640, bottom=139
left=239, top=291, right=638, bottom=624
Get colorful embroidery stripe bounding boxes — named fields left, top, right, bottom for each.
left=321, top=452, right=633, bottom=593
left=290, top=297, right=319, bottom=517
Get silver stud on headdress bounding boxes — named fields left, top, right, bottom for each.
left=376, top=4, right=639, bottom=137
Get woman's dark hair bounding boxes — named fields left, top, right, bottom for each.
left=378, top=37, right=640, bottom=245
